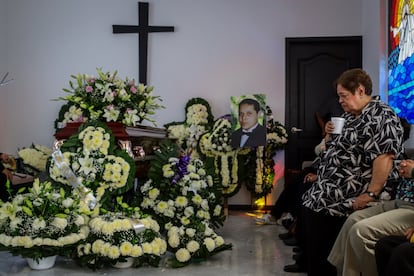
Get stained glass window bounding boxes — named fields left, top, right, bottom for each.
left=388, top=0, right=414, bottom=123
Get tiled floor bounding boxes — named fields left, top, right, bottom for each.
left=0, top=211, right=306, bottom=276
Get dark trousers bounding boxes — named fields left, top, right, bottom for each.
left=0, top=173, right=8, bottom=202
left=375, top=235, right=414, bottom=276
left=302, top=206, right=346, bottom=276
left=270, top=167, right=314, bottom=219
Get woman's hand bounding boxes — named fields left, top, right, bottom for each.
left=303, top=173, right=317, bottom=183
left=323, top=121, right=334, bottom=142
left=352, top=193, right=374, bottom=210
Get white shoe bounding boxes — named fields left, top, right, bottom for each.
left=276, top=212, right=295, bottom=225
left=255, top=214, right=277, bottom=225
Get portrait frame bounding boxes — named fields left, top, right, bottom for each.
left=230, top=94, right=266, bottom=131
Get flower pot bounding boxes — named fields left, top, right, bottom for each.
left=112, top=257, right=134, bottom=268
left=26, top=255, right=57, bottom=270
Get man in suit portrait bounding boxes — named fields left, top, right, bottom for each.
left=230, top=98, right=267, bottom=148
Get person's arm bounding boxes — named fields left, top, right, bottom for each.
left=352, top=153, right=395, bottom=210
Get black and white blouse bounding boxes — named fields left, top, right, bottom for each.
left=302, top=96, right=405, bottom=217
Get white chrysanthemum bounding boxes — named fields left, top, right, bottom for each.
left=186, top=240, right=200, bottom=253
left=148, top=188, right=160, bottom=200
left=175, top=196, right=188, bottom=208
left=215, top=236, right=225, bottom=247
left=184, top=206, right=194, bottom=217
left=51, top=217, right=68, bottom=230
left=130, top=245, right=143, bottom=257
left=204, top=237, right=216, bottom=252
left=156, top=201, right=169, bottom=214
left=120, top=241, right=133, bottom=256
left=191, top=194, right=203, bottom=205
left=176, top=248, right=191, bottom=263
left=108, top=245, right=121, bottom=259
left=168, top=235, right=180, bottom=248
left=142, top=242, right=153, bottom=254
left=184, top=228, right=195, bottom=238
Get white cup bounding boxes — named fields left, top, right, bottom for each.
left=331, top=117, right=345, bottom=134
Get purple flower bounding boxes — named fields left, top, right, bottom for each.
left=172, top=153, right=190, bottom=184
left=130, top=86, right=137, bottom=94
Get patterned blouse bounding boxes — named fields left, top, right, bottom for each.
left=302, top=96, right=405, bottom=216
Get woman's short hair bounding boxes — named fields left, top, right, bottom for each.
left=334, top=68, right=373, bottom=95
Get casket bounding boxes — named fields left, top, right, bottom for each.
left=54, top=122, right=168, bottom=178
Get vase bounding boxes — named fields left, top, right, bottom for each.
left=112, top=257, right=134, bottom=268
left=26, top=255, right=57, bottom=270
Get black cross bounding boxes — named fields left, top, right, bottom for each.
left=112, top=2, right=174, bottom=85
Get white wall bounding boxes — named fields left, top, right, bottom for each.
left=0, top=0, right=7, bottom=139
left=1, top=0, right=384, bottom=205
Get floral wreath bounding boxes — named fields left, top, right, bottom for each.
left=54, top=68, right=164, bottom=131
left=164, top=97, right=214, bottom=159
left=136, top=140, right=231, bottom=267
left=48, top=121, right=136, bottom=212
left=199, top=117, right=242, bottom=197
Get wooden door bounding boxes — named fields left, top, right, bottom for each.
left=285, top=36, right=362, bottom=170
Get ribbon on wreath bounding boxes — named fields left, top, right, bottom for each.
left=128, top=218, right=145, bottom=233
left=51, top=150, right=98, bottom=210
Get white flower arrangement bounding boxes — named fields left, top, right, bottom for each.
left=137, top=141, right=231, bottom=267
left=166, top=221, right=227, bottom=264
left=48, top=121, right=135, bottom=211
left=0, top=179, right=90, bottom=261
left=18, top=144, right=53, bottom=173
left=54, top=68, right=164, bottom=130
left=75, top=212, right=166, bottom=270
left=165, top=98, right=214, bottom=159
left=199, top=118, right=241, bottom=196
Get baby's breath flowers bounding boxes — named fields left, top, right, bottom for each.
left=0, top=179, right=90, bottom=262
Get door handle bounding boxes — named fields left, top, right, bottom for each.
left=291, top=127, right=303, bottom=133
